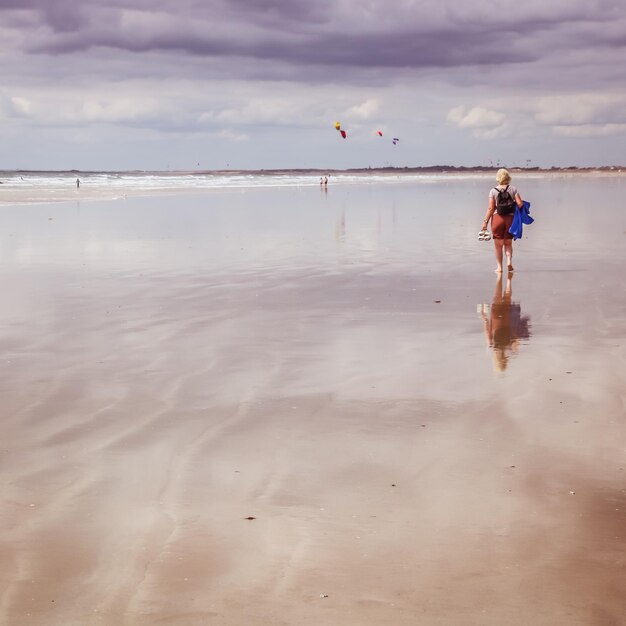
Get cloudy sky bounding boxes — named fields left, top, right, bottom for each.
left=1, top=0, right=625, bottom=170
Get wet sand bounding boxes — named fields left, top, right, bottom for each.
left=0, top=177, right=625, bottom=625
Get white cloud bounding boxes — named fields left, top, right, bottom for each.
left=534, top=93, right=626, bottom=126
left=347, top=99, right=380, bottom=120
left=7, top=93, right=171, bottom=127
left=552, top=123, right=626, bottom=137
left=80, top=98, right=163, bottom=123
left=0, top=94, right=31, bottom=118
left=447, top=106, right=505, bottom=129
left=527, top=92, right=626, bottom=139
left=472, top=126, right=510, bottom=140
left=11, top=96, right=32, bottom=115
left=447, top=105, right=509, bottom=139
left=216, top=128, right=249, bottom=142
left=213, top=99, right=294, bottom=125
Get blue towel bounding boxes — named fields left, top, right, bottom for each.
left=509, top=201, right=534, bottom=240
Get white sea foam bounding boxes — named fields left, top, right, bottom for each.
left=0, top=170, right=494, bottom=193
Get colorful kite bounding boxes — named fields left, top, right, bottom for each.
left=334, top=121, right=347, bottom=138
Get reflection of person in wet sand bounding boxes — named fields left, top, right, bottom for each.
left=478, top=272, right=531, bottom=371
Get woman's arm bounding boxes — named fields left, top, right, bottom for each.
left=482, top=196, right=496, bottom=230
left=515, top=192, right=523, bottom=208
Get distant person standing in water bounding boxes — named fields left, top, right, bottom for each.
left=76, top=178, right=80, bottom=188
left=480, top=168, right=523, bottom=273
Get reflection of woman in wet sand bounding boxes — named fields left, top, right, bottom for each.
left=479, top=273, right=531, bottom=371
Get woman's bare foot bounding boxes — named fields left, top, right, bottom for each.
left=507, top=264, right=514, bottom=272
left=495, top=267, right=503, bottom=273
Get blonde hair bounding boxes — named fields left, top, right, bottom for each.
left=496, top=168, right=511, bottom=185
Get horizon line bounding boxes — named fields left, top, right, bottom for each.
left=1, top=165, right=624, bottom=175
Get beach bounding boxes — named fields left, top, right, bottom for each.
left=0, top=173, right=625, bottom=625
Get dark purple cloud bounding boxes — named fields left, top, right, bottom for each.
left=29, top=28, right=538, bottom=70
left=2, top=0, right=624, bottom=75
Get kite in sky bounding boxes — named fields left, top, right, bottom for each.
left=378, top=129, right=399, bottom=144
left=333, top=122, right=398, bottom=142
left=334, top=121, right=347, bottom=139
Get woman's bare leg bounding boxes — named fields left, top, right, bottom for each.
left=494, top=239, right=504, bottom=273
left=504, top=240, right=513, bottom=272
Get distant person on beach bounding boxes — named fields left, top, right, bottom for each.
left=478, top=272, right=531, bottom=372
left=480, top=168, right=523, bottom=273
left=76, top=178, right=80, bottom=188
left=324, top=176, right=328, bottom=186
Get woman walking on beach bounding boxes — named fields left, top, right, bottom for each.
left=480, top=168, right=523, bottom=273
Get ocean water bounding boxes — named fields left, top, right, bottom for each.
left=0, top=168, right=541, bottom=192
left=0, top=171, right=623, bottom=272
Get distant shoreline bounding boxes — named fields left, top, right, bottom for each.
left=1, top=166, right=624, bottom=207
left=1, top=165, right=624, bottom=176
